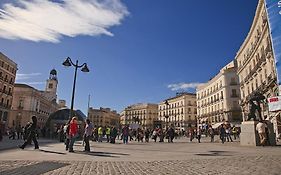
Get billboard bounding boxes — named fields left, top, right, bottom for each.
left=265, top=0, right=281, bottom=93
left=268, top=96, right=281, bottom=111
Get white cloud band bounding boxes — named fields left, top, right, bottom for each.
left=168, top=82, right=203, bottom=91
left=0, top=0, right=128, bottom=43
left=16, top=73, right=42, bottom=81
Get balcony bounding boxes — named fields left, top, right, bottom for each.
left=231, top=94, right=239, bottom=98
left=265, top=45, right=272, bottom=58
left=230, top=82, right=238, bottom=86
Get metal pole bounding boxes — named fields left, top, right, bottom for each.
left=69, top=60, right=78, bottom=121
left=87, top=94, right=90, bottom=119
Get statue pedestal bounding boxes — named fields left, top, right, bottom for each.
left=240, top=121, right=276, bottom=146
left=240, top=121, right=259, bottom=146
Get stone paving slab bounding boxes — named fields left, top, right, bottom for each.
left=1, top=137, right=281, bottom=174
left=0, top=155, right=281, bottom=175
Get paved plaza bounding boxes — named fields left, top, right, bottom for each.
left=0, top=137, right=281, bottom=175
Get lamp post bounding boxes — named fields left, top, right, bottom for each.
left=62, top=57, right=90, bottom=121
left=164, top=100, right=169, bottom=129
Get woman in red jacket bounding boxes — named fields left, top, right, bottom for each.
left=68, top=117, right=78, bottom=152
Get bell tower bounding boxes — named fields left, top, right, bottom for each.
left=45, top=69, right=58, bottom=101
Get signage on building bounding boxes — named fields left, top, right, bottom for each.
left=265, top=0, right=281, bottom=94
left=268, top=96, right=281, bottom=111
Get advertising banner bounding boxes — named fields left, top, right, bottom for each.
left=268, top=96, right=281, bottom=111
left=265, top=0, right=281, bottom=93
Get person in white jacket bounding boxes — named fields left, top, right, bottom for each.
left=256, top=120, right=267, bottom=146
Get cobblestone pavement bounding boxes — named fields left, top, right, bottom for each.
left=0, top=137, right=281, bottom=175
left=0, top=155, right=281, bottom=175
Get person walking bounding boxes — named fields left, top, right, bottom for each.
left=84, top=119, right=93, bottom=152
left=122, top=125, right=129, bottom=144
left=208, top=126, right=215, bottom=142
left=197, top=127, right=202, bottom=143
left=106, top=126, right=111, bottom=143
left=189, top=128, right=194, bottom=142
left=256, top=120, right=267, bottom=146
left=9, top=126, right=16, bottom=140
left=167, top=126, right=175, bottom=143
left=152, top=129, right=157, bottom=142
left=16, top=125, right=22, bottom=140
left=63, top=123, right=70, bottom=151
left=225, top=124, right=233, bottom=142
left=19, top=116, right=39, bottom=150
left=110, top=126, right=118, bottom=144
left=145, top=129, right=150, bottom=143
left=68, top=117, right=78, bottom=152
left=219, top=124, right=226, bottom=144
left=98, top=126, right=103, bottom=142
left=232, top=126, right=238, bottom=140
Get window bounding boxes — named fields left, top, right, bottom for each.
left=19, top=99, right=24, bottom=108
left=231, top=89, right=237, bottom=97
left=230, top=78, right=236, bottom=85
left=48, top=83, right=53, bottom=89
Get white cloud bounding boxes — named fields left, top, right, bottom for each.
left=17, top=81, right=45, bottom=85
left=16, top=72, right=42, bottom=81
left=167, top=82, right=204, bottom=91
left=0, top=0, right=128, bottom=43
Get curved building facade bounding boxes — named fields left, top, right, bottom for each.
left=235, top=0, right=280, bottom=134
left=197, top=61, right=242, bottom=128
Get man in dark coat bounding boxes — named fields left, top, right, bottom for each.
left=167, top=127, right=175, bottom=143
left=19, top=116, right=39, bottom=149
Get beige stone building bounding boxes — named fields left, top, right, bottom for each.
left=88, top=107, right=120, bottom=128
left=122, top=103, right=158, bottom=129
left=235, top=0, right=280, bottom=135
left=120, top=110, right=126, bottom=126
left=197, top=61, right=242, bottom=128
left=9, top=70, right=58, bottom=129
left=158, top=93, right=197, bottom=130
left=0, top=52, right=17, bottom=132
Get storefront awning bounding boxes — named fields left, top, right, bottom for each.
left=212, top=122, right=224, bottom=129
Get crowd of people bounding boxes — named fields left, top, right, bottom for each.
left=3, top=115, right=280, bottom=153
left=186, top=123, right=240, bottom=144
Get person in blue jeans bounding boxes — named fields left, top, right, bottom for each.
left=68, top=117, right=78, bottom=152
left=122, top=125, right=129, bottom=144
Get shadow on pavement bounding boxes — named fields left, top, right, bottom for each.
left=74, top=150, right=130, bottom=158
left=195, top=150, right=234, bottom=157
left=0, top=161, right=69, bottom=175
left=40, top=149, right=66, bottom=155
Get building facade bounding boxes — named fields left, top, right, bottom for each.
left=122, top=103, right=158, bottom=129
left=88, top=107, right=120, bottom=128
left=235, top=0, right=280, bottom=135
left=0, top=52, right=17, bottom=132
left=158, top=93, right=197, bottom=130
left=197, top=61, right=242, bottom=128
left=120, top=110, right=126, bottom=126
left=9, top=70, right=58, bottom=129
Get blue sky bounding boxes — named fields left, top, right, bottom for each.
left=0, top=0, right=258, bottom=114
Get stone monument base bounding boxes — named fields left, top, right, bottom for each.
left=240, top=121, right=276, bottom=146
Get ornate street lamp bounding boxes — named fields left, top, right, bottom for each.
left=62, top=57, right=90, bottom=121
